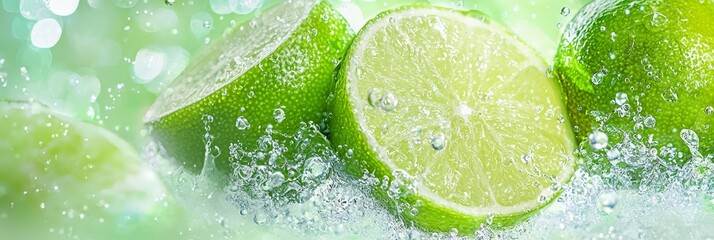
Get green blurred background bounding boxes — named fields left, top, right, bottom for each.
left=0, top=0, right=590, bottom=149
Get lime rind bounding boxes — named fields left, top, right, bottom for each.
left=330, top=6, right=575, bottom=233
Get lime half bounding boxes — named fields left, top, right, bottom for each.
left=144, top=0, right=353, bottom=177
left=329, top=6, right=576, bottom=233
left=0, top=102, right=183, bottom=239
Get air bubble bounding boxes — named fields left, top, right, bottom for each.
left=589, top=131, right=608, bottom=150
left=235, top=116, right=250, bottom=130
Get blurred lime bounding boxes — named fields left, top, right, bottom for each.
left=329, top=6, right=575, bottom=233
left=144, top=0, right=353, bottom=186
left=0, top=101, right=183, bottom=239
left=554, top=0, right=714, bottom=169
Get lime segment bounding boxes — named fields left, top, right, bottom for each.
left=330, top=6, right=575, bottom=232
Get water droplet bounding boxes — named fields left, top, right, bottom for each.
left=165, top=0, right=175, bottom=6
left=253, top=212, right=267, bottom=225
left=430, top=133, right=446, bottom=150
left=598, top=191, right=617, bottom=213
left=606, top=148, right=620, bottom=160
left=661, top=88, right=678, bottom=103
left=589, top=131, right=608, bottom=150
left=235, top=116, right=250, bottom=130
left=557, top=115, right=565, bottom=124
left=449, top=228, right=458, bottom=237
left=379, top=92, right=398, bottom=111
left=705, top=106, right=713, bottom=115
left=304, top=156, right=325, bottom=178
left=273, top=108, right=285, bottom=123
left=560, top=7, right=570, bottom=16
left=643, top=115, right=656, bottom=128
left=264, top=171, right=285, bottom=190
left=591, top=71, right=604, bottom=85
left=409, top=207, right=419, bottom=216
left=521, top=152, right=533, bottom=164
left=367, top=89, right=380, bottom=107
left=680, top=129, right=699, bottom=150
left=615, top=92, right=628, bottom=105
left=345, top=149, right=354, bottom=158
left=190, top=12, right=212, bottom=37
left=388, top=17, right=396, bottom=24
left=645, top=11, right=668, bottom=32
left=86, top=106, right=95, bottom=119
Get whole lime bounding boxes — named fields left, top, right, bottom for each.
left=554, top=0, right=714, bottom=171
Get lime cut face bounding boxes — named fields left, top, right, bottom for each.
left=330, top=6, right=576, bottom=232
left=145, top=1, right=315, bottom=121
